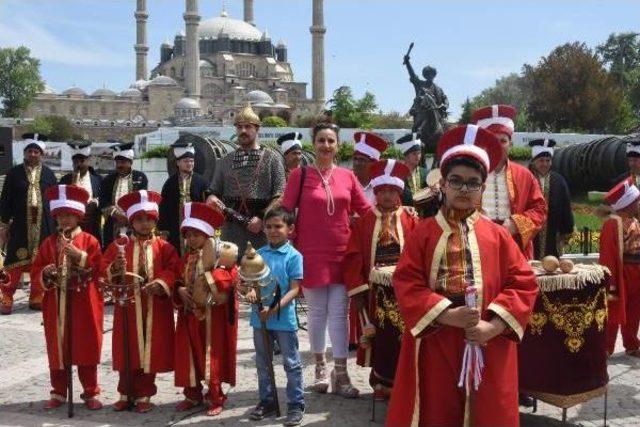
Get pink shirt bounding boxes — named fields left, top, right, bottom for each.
left=282, top=166, right=371, bottom=288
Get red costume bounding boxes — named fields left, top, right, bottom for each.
left=100, top=190, right=179, bottom=410
left=343, top=159, right=417, bottom=393
left=600, top=180, right=640, bottom=355
left=173, top=202, right=239, bottom=413
left=386, top=125, right=538, bottom=427
left=31, top=185, right=103, bottom=407
left=472, top=105, right=547, bottom=259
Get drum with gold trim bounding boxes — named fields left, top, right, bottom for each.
left=519, top=263, right=609, bottom=408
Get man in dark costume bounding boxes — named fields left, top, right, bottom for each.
left=0, top=133, right=57, bottom=314
left=59, top=140, right=103, bottom=245
left=529, top=139, right=574, bottom=258
left=158, top=140, right=208, bottom=255
left=99, top=142, right=148, bottom=247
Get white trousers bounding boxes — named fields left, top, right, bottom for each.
left=303, top=283, right=349, bottom=359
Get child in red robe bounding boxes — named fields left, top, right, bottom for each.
left=600, top=180, right=640, bottom=356
left=386, top=125, right=538, bottom=427
left=100, top=190, right=179, bottom=413
left=343, top=159, right=417, bottom=400
left=32, top=185, right=104, bottom=410
left=173, top=202, right=239, bottom=416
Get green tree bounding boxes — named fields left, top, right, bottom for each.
left=597, top=32, right=640, bottom=89
left=28, top=115, right=77, bottom=141
left=262, top=115, right=287, bottom=127
left=0, top=46, right=44, bottom=117
left=523, top=42, right=622, bottom=132
left=370, top=111, right=412, bottom=129
left=459, top=97, right=473, bottom=124
left=467, top=73, right=532, bottom=130
left=327, top=86, right=378, bottom=128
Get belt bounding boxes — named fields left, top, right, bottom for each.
left=623, top=254, right=640, bottom=264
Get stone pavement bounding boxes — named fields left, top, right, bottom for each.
left=0, top=287, right=638, bottom=427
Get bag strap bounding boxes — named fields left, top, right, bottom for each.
left=295, top=166, right=307, bottom=209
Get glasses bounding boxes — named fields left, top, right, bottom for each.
left=446, top=177, right=482, bottom=192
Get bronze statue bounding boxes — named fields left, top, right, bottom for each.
left=404, top=43, right=449, bottom=155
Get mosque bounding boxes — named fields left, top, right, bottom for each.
left=23, top=0, right=326, bottom=127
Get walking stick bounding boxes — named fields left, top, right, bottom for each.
left=256, top=285, right=281, bottom=417
left=65, top=275, right=74, bottom=418
left=117, top=236, right=134, bottom=411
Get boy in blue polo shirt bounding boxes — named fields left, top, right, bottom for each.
left=246, top=207, right=304, bottom=426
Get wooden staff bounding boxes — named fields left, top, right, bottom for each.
left=256, top=284, right=280, bottom=417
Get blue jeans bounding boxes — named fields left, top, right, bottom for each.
left=253, top=328, right=305, bottom=410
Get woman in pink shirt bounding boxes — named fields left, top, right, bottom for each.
left=281, top=122, right=370, bottom=398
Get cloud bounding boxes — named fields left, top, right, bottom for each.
left=0, top=18, right=132, bottom=68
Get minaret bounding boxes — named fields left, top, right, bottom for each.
left=184, top=0, right=201, bottom=99
left=310, top=0, right=326, bottom=109
left=244, top=0, right=254, bottom=26
left=134, top=0, right=149, bottom=81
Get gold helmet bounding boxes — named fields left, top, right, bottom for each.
left=234, top=104, right=261, bottom=126
left=217, top=241, right=239, bottom=268
left=238, top=241, right=270, bottom=282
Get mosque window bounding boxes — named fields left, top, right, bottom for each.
left=49, top=105, right=57, bottom=114
left=171, top=67, right=176, bottom=78
left=82, top=106, right=89, bottom=116
left=203, top=84, right=223, bottom=97
left=69, top=105, right=77, bottom=116
left=101, top=105, right=107, bottom=116
left=236, top=62, right=255, bottom=78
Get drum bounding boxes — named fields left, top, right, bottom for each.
left=367, top=265, right=403, bottom=387
left=413, top=168, right=441, bottom=218
left=519, top=263, right=610, bottom=408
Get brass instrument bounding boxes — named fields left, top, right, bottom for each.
left=98, top=234, right=143, bottom=306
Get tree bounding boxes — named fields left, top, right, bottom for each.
left=262, top=115, right=287, bottom=127
left=370, top=111, right=412, bottom=129
left=0, top=46, right=44, bottom=117
left=459, top=97, right=473, bottom=124
left=327, top=86, right=378, bottom=128
left=28, top=115, right=78, bottom=141
left=523, top=42, right=622, bottom=132
left=597, top=32, right=640, bottom=89
left=467, top=73, right=533, bottom=130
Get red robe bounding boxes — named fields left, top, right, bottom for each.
left=343, top=207, right=417, bottom=367
left=485, top=161, right=548, bottom=259
left=174, top=253, right=239, bottom=389
left=100, top=235, right=179, bottom=373
left=599, top=214, right=629, bottom=326
left=32, top=228, right=104, bottom=369
left=386, top=210, right=538, bottom=427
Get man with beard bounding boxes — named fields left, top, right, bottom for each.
left=206, top=105, right=285, bottom=256
left=59, top=140, right=103, bottom=245
left=158, top=140, right=208, bottom=255
left=528, top=139, right=574, bottom=258
left=99, top=142, right=148, bottom=247
left=0, top=133, right=57, bottom=314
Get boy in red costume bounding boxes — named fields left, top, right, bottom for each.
left=32, top=185, right=104, bottom=410
left=101, top=190, right=179, bottom=413
left=343, top=159, right=418, bottom=400
left=174, top=202, right=239, bottom=416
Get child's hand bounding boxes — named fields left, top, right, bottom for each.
left=258, top=306, right=273, bottom=322
left=245, top=289, right=258, bottom=304
left=178, top=286, right=195, bottom=309
left=64, top=243, right=83, bottom=264
left=437, top=306, right=480, bottom=329
left=464, top=318, right=506, bottom=345
left=143, top=281, right=166, bottom=296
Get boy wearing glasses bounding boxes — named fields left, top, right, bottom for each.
left=343, top=159, right=417, bottom=400
left=387, top=125, right=538, bottom=426
left=471, top=105, right=547, bottom=259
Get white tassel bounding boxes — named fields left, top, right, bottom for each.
left=458, top=286, right=485, bottom=392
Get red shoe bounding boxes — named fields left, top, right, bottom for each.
left=0, top=294, right=12, bottom=315
left=373, top=385, right=390, bottom=401
left=84, top=397, right=103, bottom=410
left=44, top=398, right=64, bottom=409
left=136, top=400, right=154, bottom=413
left=175, top=399, right=201, bottom=412
left=28, top=301, right=42, bottom=311
left=206, top=405, right=223, bottom=416
left=113, top=398, right=130, bottom=412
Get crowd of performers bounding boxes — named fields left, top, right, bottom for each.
left=1, top=101, right=639, bottom=427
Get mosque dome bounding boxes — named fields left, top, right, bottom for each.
left=175, top=97, right=201, bottom=109
left=199, top=59, right=214, bottom=68
left=130, top=79, right=149, bottom=90
left=62, top=86, right=86, bottom=97
left=149, top=75, right=178, bottom=86
left=91, top=88, right=116, bottom=97
left=39, top=85, right=56, bottom=95
left=199, top=13, right=263, bottom=41
left=120, top=88, right=143, bottom=98
left=243, top=90, right=274, bottom=105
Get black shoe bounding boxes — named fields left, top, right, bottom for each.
left=273, top=340, right=281, bottom=356
left=348, top=343, right=358, bottom=352
left=283, top=406, right=305, bottom=426
left=519, top=394, right=534, bottom=408
left=249, top=402, right=278, bottom=421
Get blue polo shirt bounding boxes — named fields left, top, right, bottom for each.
left=250, top=241, right=303, bottom=331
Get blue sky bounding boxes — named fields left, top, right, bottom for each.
left=1, top=0, right=638, bottom=119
